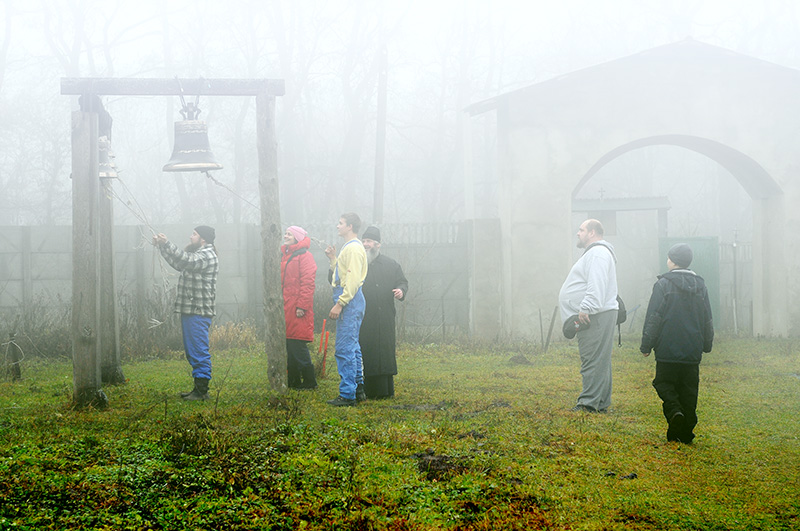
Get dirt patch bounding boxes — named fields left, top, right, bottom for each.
left=411, top=449, right=470, bottom=481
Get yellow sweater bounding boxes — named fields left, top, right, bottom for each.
left=330, top=238, right=368, bottom=306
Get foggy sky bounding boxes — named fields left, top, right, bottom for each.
left=0, top=0, right=798, bottom=228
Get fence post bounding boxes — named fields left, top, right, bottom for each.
left=21, top=226, right=32, bottom=313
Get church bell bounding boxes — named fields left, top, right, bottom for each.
left=163, top=100, right=223, bottom=172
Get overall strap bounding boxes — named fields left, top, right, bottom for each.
left=333, top=239, right=360, bottom=285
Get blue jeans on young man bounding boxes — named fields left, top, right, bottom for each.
left=181, top=314, right=212, bottom=380
left=332, top=287, right=365, bottom=400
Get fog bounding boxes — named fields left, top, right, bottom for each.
left=1, top=0, right=797, bottom=231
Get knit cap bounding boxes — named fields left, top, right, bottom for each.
left=194, top=225, right=216, bottom=244
left=668, top=243, right=693, bottom=268
left=287, top=225, right=307, bottom=243
left=362, top=226, right=381, bottom=242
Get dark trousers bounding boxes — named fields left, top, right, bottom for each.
left=652, top=361, right=700, bottom=442
left=364, top=374, right=394, bottom=399
left=286, top=339, right=317, bottom=389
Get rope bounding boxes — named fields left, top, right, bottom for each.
left=203, top=171, right=261, bottom=211
left=105, top=177, right=176, bottom=325
left=307, top=235, right=331, bottom=250
left=2, top=338, right=24, bottom=366
left=106, top=176, right=157, bottom=236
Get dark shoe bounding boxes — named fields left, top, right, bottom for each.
left=571, top=404, right=597, bottom=412
left=667, top=411, right=685, bottom=441
left=301, top=366, right=318, bottom=390
left=356, top=384, right=367, bottom=403
left=180, top=387, right=195, bottom=398
left=183, top=389, right=209, bottom=401
left=183, top=378, right=210, bottom=401
left=327, top=396, right=356, bottom=407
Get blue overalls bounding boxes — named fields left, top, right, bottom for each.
left=181, top=314, right=212, bottom=380
left=332, top=242, right=365, bottom=400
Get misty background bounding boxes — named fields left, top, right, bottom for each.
left=1, top=0, right=799, bottom=341
left=1, top=0, right=797, bottom=230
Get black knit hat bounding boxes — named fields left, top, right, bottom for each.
left=362, top=226, right=381, bottom=242
left=668, top=243, right=692, bottom=268
left=194, top=225, right=216, bottom=244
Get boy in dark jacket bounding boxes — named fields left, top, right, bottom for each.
left=640, top=243, right=714, bottom=443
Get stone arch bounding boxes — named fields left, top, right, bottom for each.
left=574, top=135, right=782, bottom=200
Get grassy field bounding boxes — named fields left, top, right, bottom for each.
left=0, top=336, right=799, bottom=530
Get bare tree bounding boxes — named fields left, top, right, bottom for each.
left=0, top=2, right=11, bottom=94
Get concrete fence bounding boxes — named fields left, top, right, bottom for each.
left=0, top=223, right=471, bottom=342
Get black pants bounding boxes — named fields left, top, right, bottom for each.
left=286, top=339, right=317, bottom=389
left=652, top=362, right=699, bottom=443
left=364, top=374, right=394, bottom=399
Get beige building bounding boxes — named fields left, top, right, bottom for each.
left=467, top=40, right=798, bottom=339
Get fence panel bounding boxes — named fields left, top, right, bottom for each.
left=0, top=223, right=470, bottom=342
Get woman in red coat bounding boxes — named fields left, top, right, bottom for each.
left=281, top=226, right=318, bottom=389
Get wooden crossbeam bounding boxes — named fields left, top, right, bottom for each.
left=61, top=77, right=285, bottom=97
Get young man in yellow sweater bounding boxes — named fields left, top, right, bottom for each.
left=325, top=213, right=368, bottom=406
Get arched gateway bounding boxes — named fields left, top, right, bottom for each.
left=467, top=40, right=800, bottom=338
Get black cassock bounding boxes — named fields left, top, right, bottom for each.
left=359, top=254, right=408, bottom=395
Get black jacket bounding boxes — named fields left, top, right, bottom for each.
left=359, top=254, right=409, bottom=377
left=640, top=269, right=714, bottom=364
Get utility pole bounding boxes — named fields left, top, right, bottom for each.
left=373, top=44, right=388, bottom=224
left=732, top=229, right=739, bottom=335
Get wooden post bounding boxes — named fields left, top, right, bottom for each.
left=135, top=225, right=148, bottom=333
left=20, top=226, right=32, bottom=313
left=71, top=111, right=108, bottom=409
left=99, top=177, right=125, bottom=384
left=256, top=92, right=287, bottom=392
left=543, top=306, right=558, bottom=353
left=246, top=224, right=259, bottom=320
left=6, top=332, right=21, bottom=381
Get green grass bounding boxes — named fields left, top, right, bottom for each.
left=1, top=337, right=799, bottom=530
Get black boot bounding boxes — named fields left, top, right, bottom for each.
left=183, top=377, right=210, bottom=401
left=288, top=366, right=301, bottom=389
left=180, top=383, right=196, bottom=398
left=300, top=365, right=318, bottom=389
left=356, top=383, right=367, bottom=403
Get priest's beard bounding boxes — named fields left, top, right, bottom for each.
left=185, top=242, right=202, bottom=252
left=367, top=247, right=380, bottom=263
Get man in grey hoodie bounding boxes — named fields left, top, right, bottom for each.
left=640, top=243, right=714, bottom=443
left=559, top=219, right=619, bottom=413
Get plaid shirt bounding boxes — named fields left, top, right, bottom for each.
left=159, top=242, right=219, bottom=317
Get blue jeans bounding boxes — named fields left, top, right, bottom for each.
left=181, top=314, right=212, bottom=380
left=333, top=287, right=365, bottom=400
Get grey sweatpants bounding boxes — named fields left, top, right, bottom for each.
left=575, top=309, right=617, bottom=411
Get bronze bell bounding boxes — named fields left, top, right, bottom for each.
left=98, top=136, right=118, bottom=178
left=163, top=102, right=223, bottom=172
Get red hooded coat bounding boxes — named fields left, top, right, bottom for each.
left=281, top=237, right=317, bottom=341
